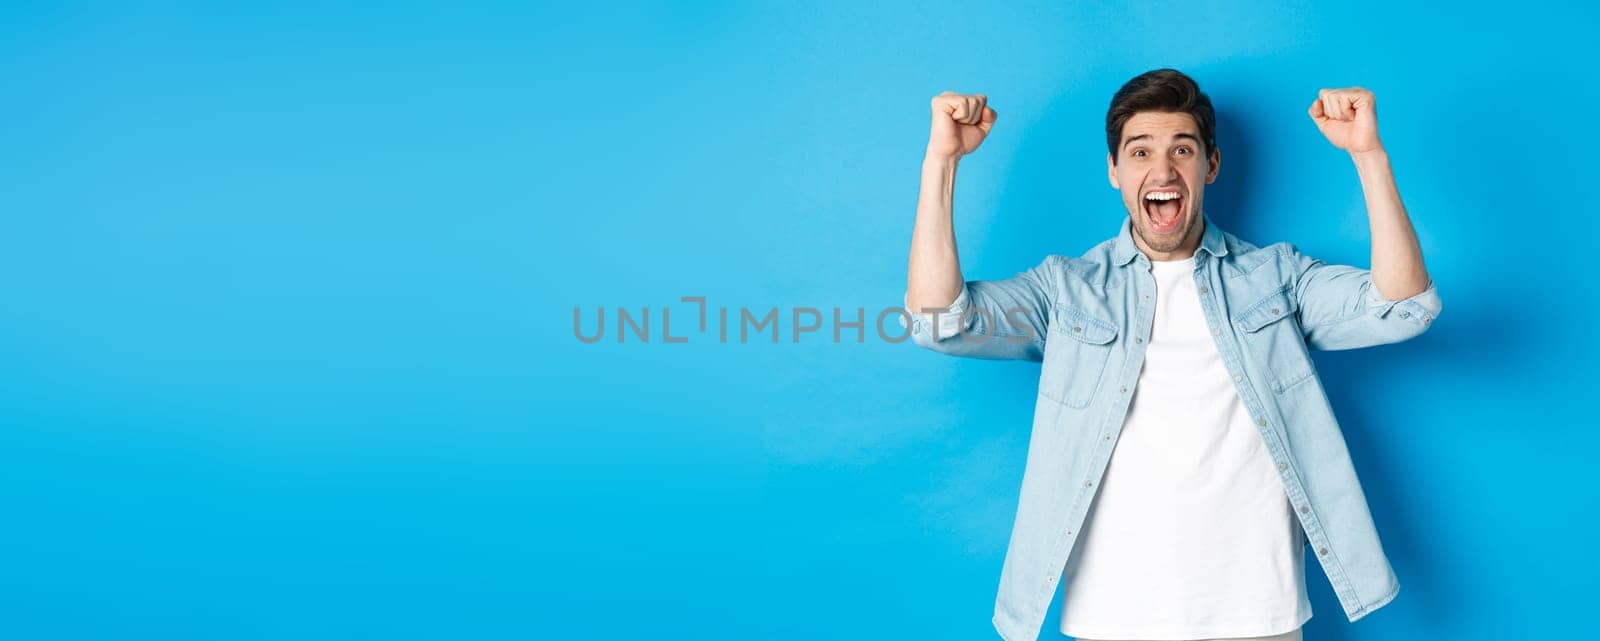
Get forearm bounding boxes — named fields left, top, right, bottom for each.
left=1352, top=149, right=1431, bottom=300
left=906, top=154, right=965, bottom=311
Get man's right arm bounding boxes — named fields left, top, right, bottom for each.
left=903, top=92, right=1054, bottom=361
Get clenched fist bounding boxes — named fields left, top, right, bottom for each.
left=927, top=91, right=998, bottom=160
left=1309, top=87, right=1383, bottom=155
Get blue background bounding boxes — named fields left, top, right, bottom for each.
left=3, top=2, right=1596, bottom=639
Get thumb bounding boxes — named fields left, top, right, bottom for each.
left=1307, top=98, right=1326, bottom=121
left=978, top=106, right=998, bottom=134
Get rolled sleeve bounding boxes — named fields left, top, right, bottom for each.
left=897, top=256, right=1058, bottom=361
left=1292, top=245, right=1442, bottom=351
left=901, top=286, right=972, bottom=343
left=1364, top=278, right=1441, bottom=326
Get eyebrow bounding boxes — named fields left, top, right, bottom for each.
left=1122, top=132, right=1203, bottom=151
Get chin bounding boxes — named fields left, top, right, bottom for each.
left=1132, top=210, right=1197, bottom=252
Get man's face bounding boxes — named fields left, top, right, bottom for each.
left=1107, top=111, right=1221, bottom=259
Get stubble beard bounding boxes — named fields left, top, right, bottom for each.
left=1132, top=206, right=1201, bottom=255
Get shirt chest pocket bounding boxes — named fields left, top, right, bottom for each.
left=1234, top=287, right=1316, bottom=393
left=1039, top=305, right=1119, bottom=409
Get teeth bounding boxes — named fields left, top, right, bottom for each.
left=1144, top=192, right=1181, bottom=201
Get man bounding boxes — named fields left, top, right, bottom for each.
left=902, top=69, right=1440, bottom=641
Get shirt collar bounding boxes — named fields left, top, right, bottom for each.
left=1111, top=213, right=1230, bottom=266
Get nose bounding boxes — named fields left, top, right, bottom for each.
left=1151, top=156, right=1179, bottom=181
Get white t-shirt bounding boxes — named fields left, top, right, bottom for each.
left=1058, top=256, right=1313, bottom=640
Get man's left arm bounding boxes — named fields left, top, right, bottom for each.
left=1293, top=87, right=1442, bottom=351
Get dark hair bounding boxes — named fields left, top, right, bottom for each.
left=1105, top=68, right=1216, bottom=164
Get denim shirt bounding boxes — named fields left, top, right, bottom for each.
left=903, top=214, right=1441, bottom=641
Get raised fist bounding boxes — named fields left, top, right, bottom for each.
left=1309, top=87, right=1383, bottom=154
left=927, top=91, right=998, bottom=160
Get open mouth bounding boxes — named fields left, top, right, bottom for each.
left=1142, top=189, right=1184, bottom=234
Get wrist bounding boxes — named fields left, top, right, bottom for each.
left=924, top=151, right=962, bottom=168
left=1349, top=146, right=1389, bottom=167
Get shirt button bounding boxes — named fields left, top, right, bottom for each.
left=1318, top=547, right=1329, bottom=556
left=1073, top=326, right=1083, bottom=332
left=1256, top=418, right=1267, bottom=427
left=1278, top=461, right=1288, bottom=471
left=1136, top=337, right=1144, bottom=343
left=1199, top=286, right=1209, bottom=293
left=1047, top=574, right=1056, bottom=582
left=1103, top=434, right=1111, bottom=441
left=1120, top=387, right=1128, bottom=394
left=1084, top=481, right=1094, bottom=488
left=1399, top=311, right=1411, bottom=319
left=1233, top=374, right=1243, bottom=382
left=1270, top=307, right=1280, bottom=315
left=1299, top=505, right=1310, bottom=514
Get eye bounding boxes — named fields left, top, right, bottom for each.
left=1132, top=149, right=1147, bottom=158
left=1175, top=146, right=1192, bottom=156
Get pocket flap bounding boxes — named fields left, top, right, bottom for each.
left=1055, top=305, right=1118, bottom=345
left=1236, top=288, right=1298, bottom=333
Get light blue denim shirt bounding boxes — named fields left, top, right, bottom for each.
left=903, top=214, right=1441, bottom=641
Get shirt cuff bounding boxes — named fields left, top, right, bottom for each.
left=900, top=287, right=971, bottom=340
left=1366, top=278, right=1441, bottom=326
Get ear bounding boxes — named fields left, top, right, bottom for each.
left=1107, top=153, right=1120, bottom=190
left=1205, top=147, right=1221, bottom=184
